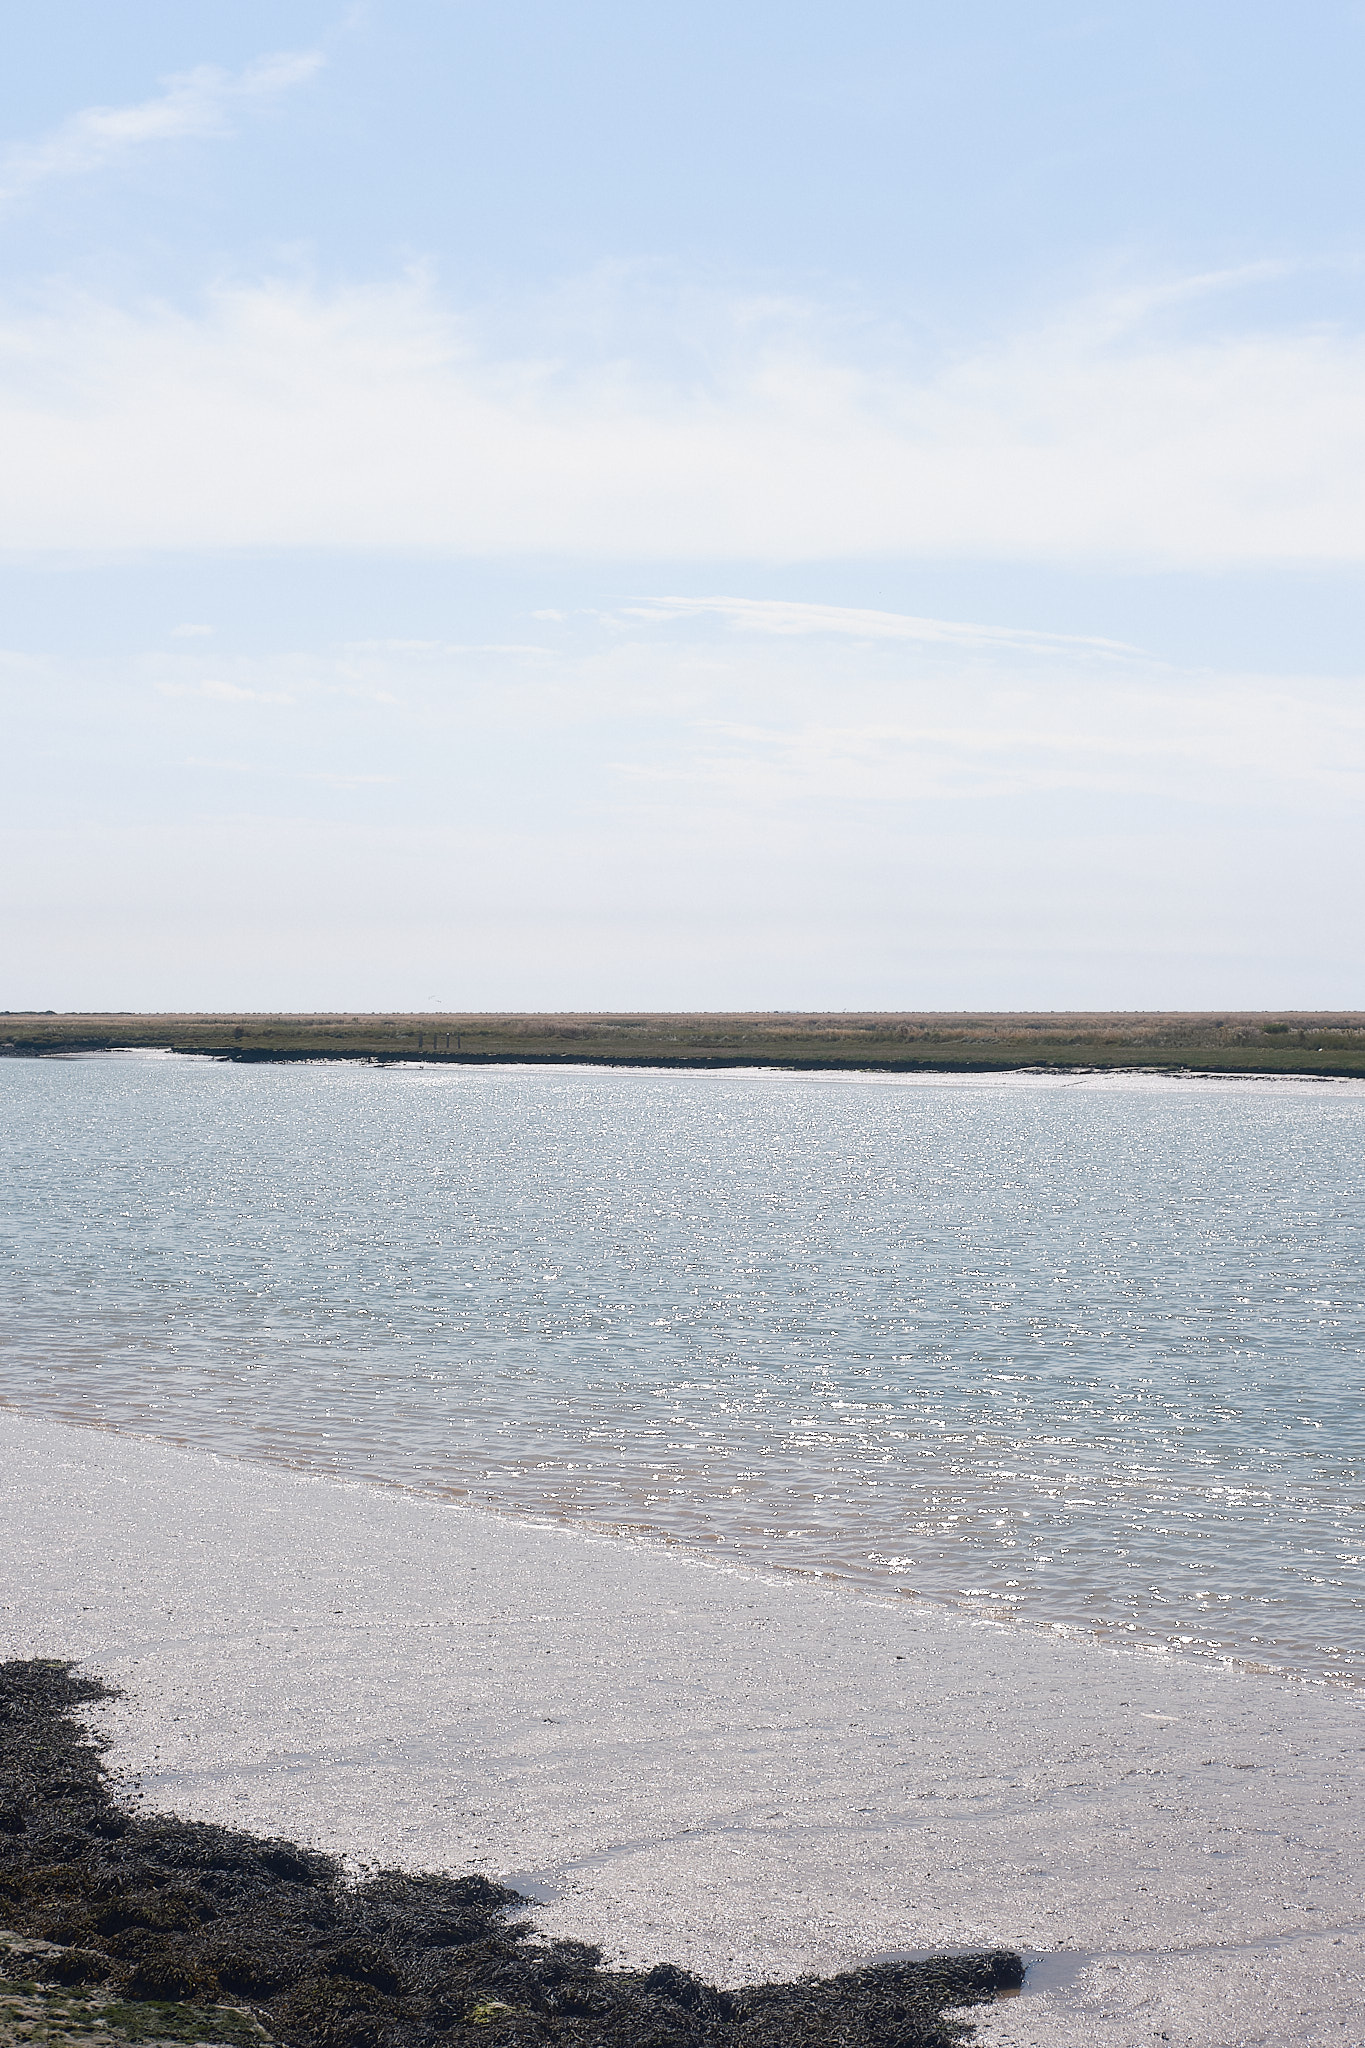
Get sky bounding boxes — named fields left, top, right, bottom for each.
left=2, top=1, right=1364, bottom=1012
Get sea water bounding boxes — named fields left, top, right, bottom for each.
left=2, top=1052, right=1362, bottom=1684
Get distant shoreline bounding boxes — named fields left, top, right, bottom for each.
left=5, top=1008, right=1365, bottom=1081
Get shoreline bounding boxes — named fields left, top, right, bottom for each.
left=14, top=1043, right=1365, bottom=1084
left=19, top=1045, right=1365, bottom=1090
left=3, top=1408, right=1362, bottom=2045
left=0, top=1393, right=1354, bottom=1702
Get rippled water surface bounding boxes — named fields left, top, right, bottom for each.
left=3, top=1053, right=1363, bottom=1682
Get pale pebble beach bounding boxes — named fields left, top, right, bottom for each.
left=2, top=1407, right=1363, bottom=2046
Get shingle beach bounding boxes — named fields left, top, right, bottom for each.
left=2, top=1408, right=1362, bottom=2046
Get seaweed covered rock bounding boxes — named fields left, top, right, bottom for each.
left=0, top=1660, right=1022, bottom=2048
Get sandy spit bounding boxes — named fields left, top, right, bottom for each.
left=2, top=1408, right=1362, bottom=2046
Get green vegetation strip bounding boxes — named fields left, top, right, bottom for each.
left=0, top=1975, right=267, bottom=2048
left=0, top=1661, right=1021, bottom=2048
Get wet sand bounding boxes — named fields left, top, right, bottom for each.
left=2, top=1407, right=1362, bottom=2045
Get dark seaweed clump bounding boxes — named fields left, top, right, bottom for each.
left=0, top=1660, right=1021, bottom=2048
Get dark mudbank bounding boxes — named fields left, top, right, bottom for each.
left=0, top=1662, right=1020, bottom=2048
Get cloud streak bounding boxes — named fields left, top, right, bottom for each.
left=159, top=679, right=295, bottom=705
left=623, top=596, right=1141, bottom=656
left=0, top=51, right=323, bottom=209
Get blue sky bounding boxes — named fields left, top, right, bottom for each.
left=3, top=2, right=1363, bottom=1009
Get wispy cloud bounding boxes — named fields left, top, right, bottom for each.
left=623, top=596, right=1141, bottom=657
left=342, top=639, right=551, bottom=656
left=159, top=679, right=295, bottom=705
left=0, top=50, right=323, bottom=209
left=154, top=661, right=403, bottom=709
